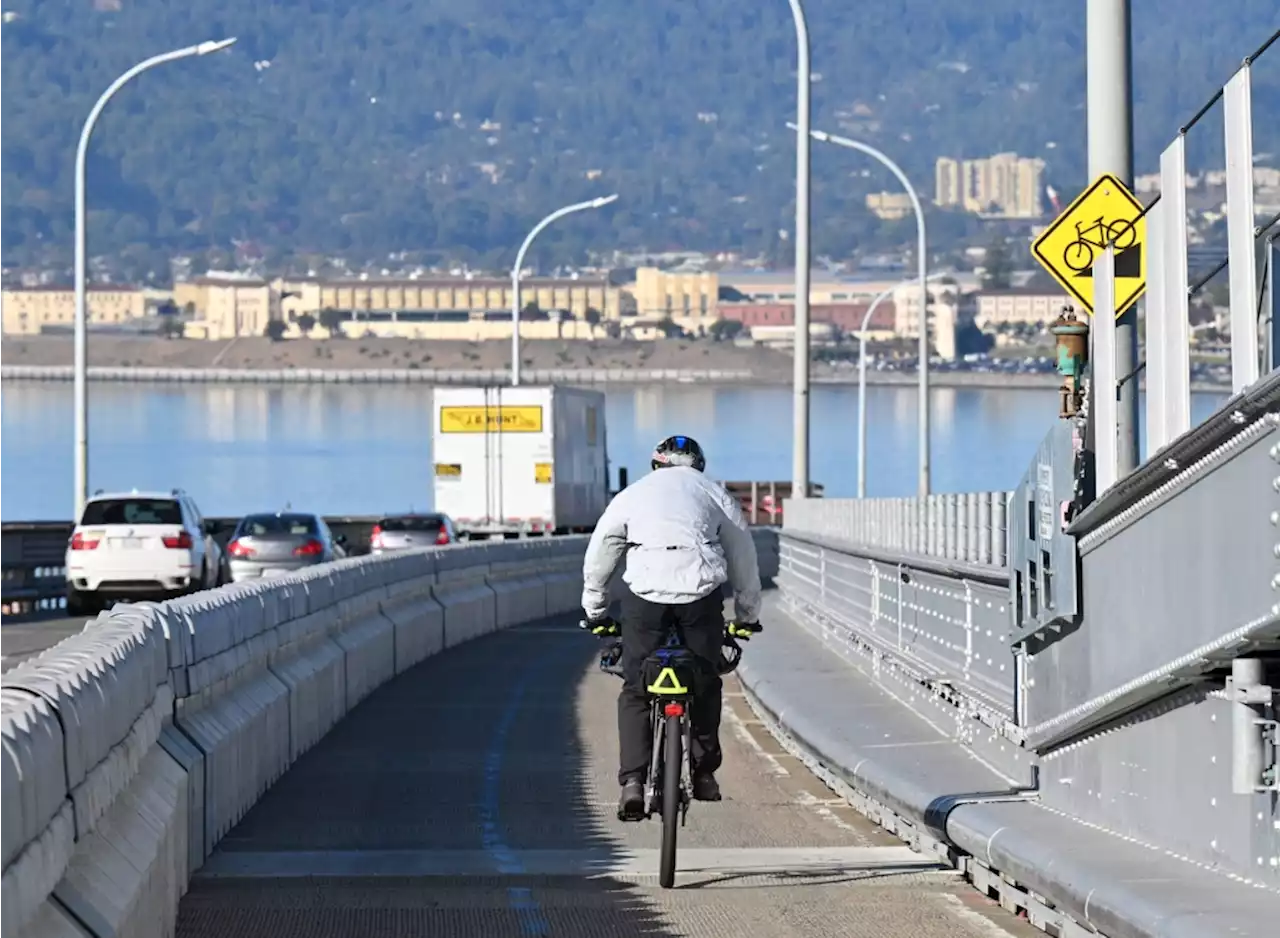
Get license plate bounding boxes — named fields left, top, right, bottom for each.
left=261, top=568, right=288, bottom=578
left=114, top=538, right=143, bottom=549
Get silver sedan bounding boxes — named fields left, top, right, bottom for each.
left=369, top=513, right=457, bottom=554
left=225, top=511, right=347, bottom=582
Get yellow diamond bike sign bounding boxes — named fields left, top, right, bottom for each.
left=1031, top=173, right=1147, bottom=318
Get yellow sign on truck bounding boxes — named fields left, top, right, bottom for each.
left=439, top=405, right=544, bottom=433
left=1031, top=173, right=1148, bottom=318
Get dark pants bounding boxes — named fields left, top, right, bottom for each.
left=617, top=590, right=724, bottom=785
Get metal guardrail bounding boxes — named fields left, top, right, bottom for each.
left=776, top=528, right=1017, bottom=738
left=0, top=364, right=759, bottom=385
left=0, top=524, right=71, bottom=619
left=783, top=491, right=1011, bottom=566
left=726, top=480, right=824, bottom=526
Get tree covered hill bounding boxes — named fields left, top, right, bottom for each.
left=2, top=1, right=1277, bottom=274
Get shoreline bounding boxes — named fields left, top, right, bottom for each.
left=0, top=363, right=1231, bottom=394
left=0, top=336, right=1233, bottom=394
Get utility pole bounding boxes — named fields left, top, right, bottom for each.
left=1086, top=0, right=1138, bottom=472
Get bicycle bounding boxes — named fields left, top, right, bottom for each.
left=1062, top=215, right=1137, bottom=272
left=580, top=615, right=753, bottom=888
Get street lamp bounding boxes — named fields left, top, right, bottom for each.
left=855, top=273, right=947, bottom=498
left=509, top=194, right=618, bottom=387
left=73, top=38, right=237, bottom=520
left=790, top=123, right=932, bottom=496
left=786, top=0, right=813, bottom=499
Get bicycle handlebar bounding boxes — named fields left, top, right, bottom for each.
left=577, top=618, right=761, bottom=641
left=580, top=617, right=756, bottom=679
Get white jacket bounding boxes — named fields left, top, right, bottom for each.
left=581, top=466, right=762, bottom=623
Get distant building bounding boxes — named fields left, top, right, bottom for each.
left=1, top=285, right=147, bottom=335
left=935, top=153, right=1045, bottom=218
left=717, top=301, right=896, bottom=340
left=890, top=281, right=971, bottom=361
left=628, top=267, right=719, bottom=333
left=175, top=276, right=272, bottom=340
left=170, top=274, right=623, bottom=340
left=974, top=288, right=1074, bottom=328
left=865, top=192, right=914, bottom=220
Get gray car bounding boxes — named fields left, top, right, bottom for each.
left=368, top=513, right=457, bottom=554
left=225, top=511, right=347, bottom=581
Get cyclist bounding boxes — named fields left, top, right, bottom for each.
left=581, top=434, right=763, bottom=820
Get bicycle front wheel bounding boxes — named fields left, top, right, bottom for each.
left=1063, top=240, right=1094, bottom=272
left=658, top=710, right=683, bottom=888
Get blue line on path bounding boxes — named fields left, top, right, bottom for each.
left=477, top=636, right=576, bottom=936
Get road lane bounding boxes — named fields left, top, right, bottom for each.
left=177, top=618, right=1037, bottom=937
left=1, top=616, right=87, bottom=671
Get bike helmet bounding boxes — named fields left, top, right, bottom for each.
left=651, top=434, right=706, bottom=472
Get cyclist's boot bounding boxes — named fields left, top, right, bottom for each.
left=692, top=772, right=722, bottom=802
left=617, top=777, right=645, bottom=821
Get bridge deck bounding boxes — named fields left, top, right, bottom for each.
left=176, top=617, right=1034, bottom=937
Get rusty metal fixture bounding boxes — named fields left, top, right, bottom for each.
left=1049, top=307, right=1090, bottom=418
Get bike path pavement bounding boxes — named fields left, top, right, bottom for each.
left=178, top=614, right=1037, bottom=938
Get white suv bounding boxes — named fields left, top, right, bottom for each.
left=65, top=489, right=223, bottom=615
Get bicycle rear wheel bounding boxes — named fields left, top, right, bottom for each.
left=658, top=709, right=683, bottom=888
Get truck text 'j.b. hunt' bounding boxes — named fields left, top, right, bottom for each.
left=431, top=386, right=609, bottom=537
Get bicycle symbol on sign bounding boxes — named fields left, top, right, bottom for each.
left=1062, top=215, right=1137, bottom=272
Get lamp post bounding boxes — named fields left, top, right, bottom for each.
left=785, top=0, right=813, bottom=499
left=1086, top=0, right=1138, bottom=472
left=790, top=124, right=932, bottom=496
left=509, top=194, right=618, bottom=387
left=73, top=38, right=237, bottom=520
left=856, top=273, right=947, bottom=498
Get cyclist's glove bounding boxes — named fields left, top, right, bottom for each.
left=581, top=617, right=620, bottom=637
left=727, top=621, right=763, bottom=641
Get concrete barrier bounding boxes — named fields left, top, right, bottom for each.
left=544, top=540, right=587, bottom=615
left=0, top=538, right=591, bottom=937
left=379, top=552, right=444, bottom=673
left=2, top=606, right=175, bottom=938
left=1, top=689, right=74, bottom=936
left=433, top=545, right=498, bottom=646
left=0, top=532, right=757, bottom=938
left=487, top=542, right=549, bottom=628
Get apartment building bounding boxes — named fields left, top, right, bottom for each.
left=627, top=267, right=718, bottom=332
left=936, top=153, right=1045, bottom=218
left=974, top=288, right=1074, bottom=328
left=889, top=281, right=970, bottom=361
left=1, top=285, right=147, bottom=335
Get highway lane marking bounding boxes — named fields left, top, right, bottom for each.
left=196, top=845, right=943, bottom=879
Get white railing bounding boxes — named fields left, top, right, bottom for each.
left=783, top=493, right=1011, bottom=567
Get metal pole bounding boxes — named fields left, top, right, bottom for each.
left=1230, top=658, right=1266, bottom=794
left=858, top=289, right=897, bottom=498
left=1093, top=245, right=1120, bottom=494
left=792, top=126, right=931, bottom=494
left=1086, top=0, right=1137, bottom=472
left=1269, top=235, right=1280, bottom=373
left=857, top=273, right=945, bottom=498
left=73, top=38, right=236, bottom=520
left=788, top=0, right=812, bottom=498
left=509, top=194, right=618, bottom=387
left=1223, top=65, right=1259, bottom=392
